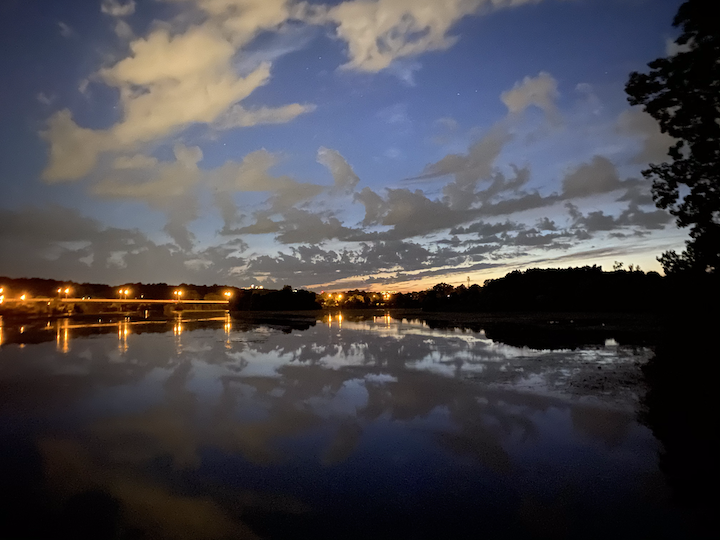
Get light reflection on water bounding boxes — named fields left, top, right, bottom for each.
left=0, top=313, right=692, bottom=539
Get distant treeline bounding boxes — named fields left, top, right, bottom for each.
left=389, top=266, right=714, bottom=313
left=229, top=286, right=321, bottom=311
left=3, top=266, right=716, bottom=314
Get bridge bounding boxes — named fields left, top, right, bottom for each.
left=5, top=297, right=229, bottom=305
left=1, top=297, right=230, bottom=315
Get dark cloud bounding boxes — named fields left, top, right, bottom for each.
left=616, top=109, right=676, bottom=164
left=412, top=125, right=511, bottom=185
left=562, top=156, right=623, bottom=199
left=567, top=202, right=671, bottom=234
left=0, top=206, right=245, bottom=284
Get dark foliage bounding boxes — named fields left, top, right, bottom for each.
left=229, top=285, right=321, bottom=311
left=625, top=0, right=720, bottom=274
left=641, top=314, right=719, bottom=532
left=403, top=266, right=666, bottom=313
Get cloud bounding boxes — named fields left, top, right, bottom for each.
left=94, top=145, right=204, bottom=249
left=101, top=0, right=136, bottom=17
left=364, top=188, right=478, bottom=239
left=100, top=0, right=135, bottom=17
left=616, top=108, right=676, bottom=164
left=114, top=19, right=134, bottom=40
left=665, top=37, right=692, bottom=57
left=567, top=202, right=671, bottom=234
left=270, top=209, right=363, bottom=244
left=100, top=28, right=271, bottom=143
left=42, top=3, right=313, bottom=182
left=40, top=110, right=113, bottom=182
left=215, top=103, right=315, bottom=130
left=561, top=155, right=623, bottom=199
left=168, top=0, right=290, bottom=46
left=36, top=92, right=55, bottom=106
left=315, top=0, right=548, bottom=73
left=414, top=124, right=511, bottom=186
left=58, top=21, right=75, bottom=38
left=112, top=154, right=160, bottom=170
left=317, top=147, right=360, bottom=191
left=501, top=71, right=559, bottom=118
left=210, top=149, right=324, bottom=214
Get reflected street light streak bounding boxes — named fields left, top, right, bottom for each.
left=224, top=312, right=232, bottom=346
left=56, top=319, right=70, bottom=353
left=118, top=320, right=130, bottom=353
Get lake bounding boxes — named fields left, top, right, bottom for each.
left=0, top=312, right=703, bottom=539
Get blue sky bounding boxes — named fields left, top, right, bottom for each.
left=0, top=0, right=688, bottom=290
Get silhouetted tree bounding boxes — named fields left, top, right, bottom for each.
left=625, top=0, right=719, bottom=275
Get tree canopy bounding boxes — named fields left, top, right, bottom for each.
left=625, top=0, right=719, bottom=275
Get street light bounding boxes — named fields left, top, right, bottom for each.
left=173, top=290, right=183, bottom=302
left=64, top=287, right=70, bottom=299
left=20, top=293, right=26, bottom=301
left=224, top=291, right=233, bottom=299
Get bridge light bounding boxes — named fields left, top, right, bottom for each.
left=224, top=291, right=232, bottom=298
left=20, top=293, right=26, bottom=301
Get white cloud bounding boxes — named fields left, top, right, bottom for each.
left=166, top=0, right=290, bottom=46
left=215, top=103, right=315, bottom=130
left=101, top=0, right=136, bottom=17
left=112, top=154, right=160, bottom=169
left=312, top=0, right=547, bottom=72
left=501, top=71, right=559, bottom=117
left=40, top=110, right=113, bottom=182
left=42, top=4, right=312, bottom=182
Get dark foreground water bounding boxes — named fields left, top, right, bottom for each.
left=0, top=313, right=708, bottom=539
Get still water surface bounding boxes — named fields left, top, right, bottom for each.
left=0, top=313, right=694, bottom=539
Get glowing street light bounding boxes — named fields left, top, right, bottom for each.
left=20, top=293, right=27, bottom=301
left=173, top=290, right=183, bottom=302
left=118, top=288, right=130, bottom=300
left=224, top=291, right=233, bottom=300
left=64, top=287, right=71, bottom=299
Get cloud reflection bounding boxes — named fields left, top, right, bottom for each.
left=0, top=314, right=673, bottom=539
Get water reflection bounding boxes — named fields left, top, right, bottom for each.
left=0, top=314, right=696, bottom=539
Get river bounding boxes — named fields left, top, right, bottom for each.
left=0, top=312, right=704, bottom=539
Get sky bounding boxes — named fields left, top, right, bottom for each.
left=0, top=0, right=689, bottom=291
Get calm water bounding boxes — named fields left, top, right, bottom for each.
left=0, top=313, right=698, bottom=539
